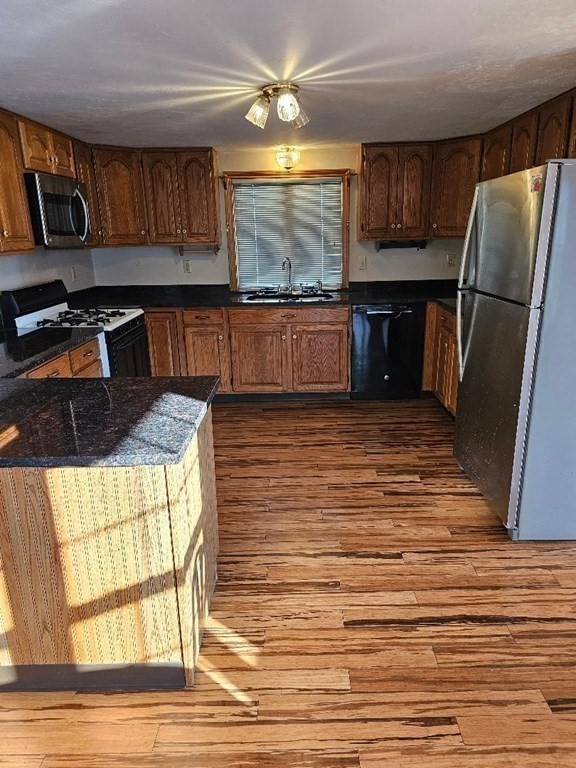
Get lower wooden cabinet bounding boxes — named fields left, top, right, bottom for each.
left=423, top=302, right=458, bottom=415
left=24, top=339, right=103, bottom=379
left=230, top=324, right=288, bottom=392
left=291, top=324, right=349, bottom=392
left=181, top=309, right=231, bottom=392
left=145, top=310, right=181, bottom=376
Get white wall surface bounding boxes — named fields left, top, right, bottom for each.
left=0, top=247, right=96, bottom=291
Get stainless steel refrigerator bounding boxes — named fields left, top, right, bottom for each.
left=455, top=159, right=576, bottom=540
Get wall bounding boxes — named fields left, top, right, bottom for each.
left=91, top=145, right=463, bottom=286
left=0, top=247, right=96, bottom=291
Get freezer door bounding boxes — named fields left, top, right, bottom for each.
left=465, top=167, right=548, bottom=305
left=454, top=291, right=533, bottom=526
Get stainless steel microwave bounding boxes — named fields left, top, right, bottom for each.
left=24, top=172, right=90, bottom=249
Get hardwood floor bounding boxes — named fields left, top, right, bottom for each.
left=2, top=398, right=576, bottom=765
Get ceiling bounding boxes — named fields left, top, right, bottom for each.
left=1, top=0, right=576, bottom=150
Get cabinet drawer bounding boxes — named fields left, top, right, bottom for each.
left=69, top=338, right=101, bottom=374
left=27, top=353, right=72, bottom=379
left=182, top=308, right=224, bottom=325
left=228, top=306, right=350, bottom=326
left=73, top=359, right=103, bottom=378
left=438, top=307, right=456, bottom=334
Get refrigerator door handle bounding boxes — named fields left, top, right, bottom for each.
left=458, top=185, right=479, bottom=290
left=457, top=289, right=464, bottom=381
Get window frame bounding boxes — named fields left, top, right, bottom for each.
left=223, top=169, right=351, bottom=291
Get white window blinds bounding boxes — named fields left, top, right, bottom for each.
left=231, top=178, right=344, bottom=289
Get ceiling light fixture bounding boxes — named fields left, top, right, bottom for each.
left=275, top=147, right=301, bottom=171
left=245, top=83, right=310, bottom=130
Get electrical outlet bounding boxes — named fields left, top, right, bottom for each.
left=446, top=252, right=456, bottom=268
left=183, top=259, right=193, bottom=274
left=70, top=266, right=78, bottom=283
left=358, top=253, right=367, bottom=271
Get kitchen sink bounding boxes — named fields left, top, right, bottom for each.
left=244, top=291, right=334, bottom=303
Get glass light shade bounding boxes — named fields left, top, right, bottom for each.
left=275, top=147, right=300, bottom=170
left=245, top=94, right=270, bottom=129
left=291, top=101, right=310, bottom=129
left=276, top=87, right=300, bottom=122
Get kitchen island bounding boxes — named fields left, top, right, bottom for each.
left=0, top=376, right=219, bottom=690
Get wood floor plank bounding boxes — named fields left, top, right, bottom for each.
left=457, top=714, right=576, bottom=745
left=42, top=753, right=361, bottom=768
left=192, top=668, right=351, bottom=694
left=359, top=744, right=576, bottom=767
left=0, top=723, right=158, bottom=754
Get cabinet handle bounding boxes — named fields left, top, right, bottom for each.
left=194, top=314, right=209, bottom=319
left=47, top=370, right=60, bottom=378
left=432, top=223, right=438, bottom=229
left=281, top=313, right=296, bottom=319
left=83, top=350, right=94, bottom=358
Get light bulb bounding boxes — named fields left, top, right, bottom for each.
left=277, top=87, right=300, bottom=123
left=276, top=147, right=300, bottom=171
left=245, top=94, right=270, bottom=129
left=291, top=100, right=310, bottom=129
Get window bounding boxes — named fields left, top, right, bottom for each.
left=224, top=171, right=350, bottom=290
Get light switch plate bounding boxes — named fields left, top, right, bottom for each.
left=358, top=253, right=367, bottom=270
left=183, top=259, right=193, bottom=274
left=446, top=252, right=456, bottom=268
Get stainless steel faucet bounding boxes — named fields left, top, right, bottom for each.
left=281, top=257, right=293, bottom=291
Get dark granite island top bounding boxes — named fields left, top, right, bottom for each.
left=0, top=375, right=219, bottom=467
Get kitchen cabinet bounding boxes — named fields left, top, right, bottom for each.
left=422, top=301, right=458, bottom=415
left=74, top=141, right=103, bottom=248
left=430, top=138, right=482, bottom=237
left=92, top=147, right=148, bottom=246
left=142, top=149, right=220, bottom=246
left=24, top=338, right=103, bottom=379
left=228, top=306, right=350, bottom=393
left=509, top=112, right=539, bottom=173
left=0, top=110, right=34, bottom=254
left=181, top=308, right=231, bottom=392
left=18, top=118, right=75, bottom=178
left=145, top=310, right=181, bottom=376
left=569, top=96, right=576, bottom=158
left=359, top=143, right=432, bottom=239
left=535, top=94, right=572, bottom=166
left=481, top=124, right=512, bottom=181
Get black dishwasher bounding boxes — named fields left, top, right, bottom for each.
left=351, top=303, right=426, bottom=399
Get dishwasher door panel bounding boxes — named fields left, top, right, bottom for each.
left=351, top=303, right=425, bottom=399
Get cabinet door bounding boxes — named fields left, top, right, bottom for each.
left=74, top=142, right=102, bottom=247
left=18, top=119, right=53, bottom=174
left=509, top=112, right=539, bottom=173
left=145, top=311, right=181, bottom=376
left=430, top=138, right=481, bottom=237
left=291, top=323, right=349, bottom=392
left=230, top=325, right=288, bottom=392
left=93, top=148, right=148, bottom=246
left=397, top=144, right=432, bottom=238
left=183, top=325, right=231, bottom=392
left=50, top=133, right=76, bottom=178
left=0, top=111, right=34, bottom=254
left=481, top=124, right=512, bottom=181
left=569, top=96, right=576, bottom=159
left=535, top=94, right=572, bottom=165
left=433, top=326, right=454, bottom=408
left=177, top=150, right=219, bottom=244
left=142, top=152, right=181, bottom=243
left=359, top=145, right=399, bottom=239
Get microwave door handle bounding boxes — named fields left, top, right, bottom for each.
left=458, top=184, right=479, bottom=290
left=72, top=188, right=90, bottom=243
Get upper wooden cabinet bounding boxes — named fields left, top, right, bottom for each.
left=430, top=138, right=481, bottom=237
left=509, top=112, right=539, bottom=173
left=93, top=148, right=148, bottom=246
left=481, top=124, right=512, bottom=181
left=142, top=149, right=219, bottom=246
left=0, top=110, right=34, bottom=254
left=74, top=141, right=102, bottom=248
left=359, top=143, right=432, bottom=239
left=535, top=94, right=572, bottom=165
left=18, top=119, right=75, bottom=178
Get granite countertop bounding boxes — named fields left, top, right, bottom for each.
left=0, top=327, right=101, bottom=379
left=0, top=376, right=219, bottom=468
left=68, top=280, right=458, bottom=309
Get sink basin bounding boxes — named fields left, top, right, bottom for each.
left=245, top=292, right=334, bottom=303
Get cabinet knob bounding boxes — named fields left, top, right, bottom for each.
left=292, top=334, right=297, bottom=339
left=281, top=335, right=286, bottom=340
left=432, top=223, right=438, bottom=228
left=141, top=230, right=146, bottom=235
left=397, top=224, right=402, bottom=229
left=1, top=230, right=8, bottom=237
left=218, top=335, right=223, bottom=341
left=176, top=229, right=181, bottom=234
left=182, top=229, right=187, bottom=234
left=391, top=223, right=396, bottom=229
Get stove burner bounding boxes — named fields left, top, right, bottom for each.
left=36, top=308, right=128, bottom=328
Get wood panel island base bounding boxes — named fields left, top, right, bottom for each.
left=0, top=376, right=220, bottom=690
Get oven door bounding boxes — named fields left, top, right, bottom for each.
left=26, top=173, right=90, bottom=249
left=106, top=323, right=151, bottom=377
